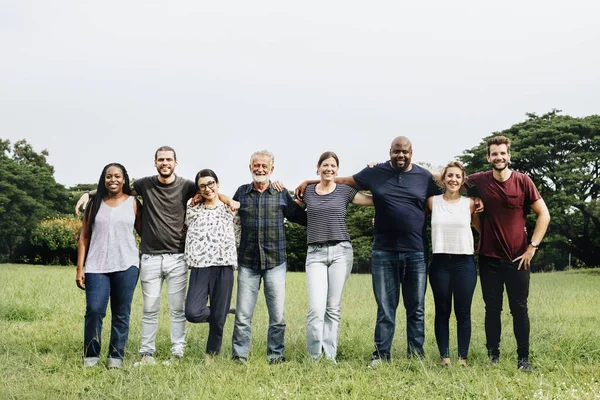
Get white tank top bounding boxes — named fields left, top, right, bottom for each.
left=85, top=196, right=140, bottom=273
left=431, top=195, right=474, bottom=255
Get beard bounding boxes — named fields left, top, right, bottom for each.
left=157, top=167, right=174, bottom=179
left=252, top=173, right=270, bottom=183
left=491, top=160, right=508, bottom=172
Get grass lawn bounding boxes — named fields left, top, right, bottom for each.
left=1, top=264, right=599, bottom=399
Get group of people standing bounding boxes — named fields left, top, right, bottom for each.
left=75, top=134, right=550, bottom=372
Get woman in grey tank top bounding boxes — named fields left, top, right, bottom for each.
left=76, top=163, right=142, bottom=369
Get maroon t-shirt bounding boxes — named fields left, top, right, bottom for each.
left=468, top=171, right=542, bottom=261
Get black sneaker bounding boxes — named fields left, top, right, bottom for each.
left=268, top=357, right=286, bottom=365
left=518, top=359, right=535, bottom=372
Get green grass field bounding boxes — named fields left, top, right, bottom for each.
left=1, top=264, right=599, bottom=399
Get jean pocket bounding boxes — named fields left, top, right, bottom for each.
left=338, top=241, right=353, bottom=250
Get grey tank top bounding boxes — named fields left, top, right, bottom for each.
left=85, top=196, right=140, bottom=273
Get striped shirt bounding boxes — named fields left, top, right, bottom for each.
left=303, top=183, right=358, bottom=244
left=234, top=182, right=306, bottom=270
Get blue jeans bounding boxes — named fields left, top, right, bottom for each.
left=305, top=241, right=353, bottom=361
left=371, top=251, right=427, bottom=359
left=429, top=254, right=477, bottom=360
left=84, top=266, right=139, bottom=360
left=232, top=262, right=286, bottom=361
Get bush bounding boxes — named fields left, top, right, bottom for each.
left=29, top=216, right=81, bottom=265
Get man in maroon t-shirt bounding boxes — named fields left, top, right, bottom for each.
left=468, top=135, right=550, bottom=372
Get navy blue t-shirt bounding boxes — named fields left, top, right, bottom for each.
left=353, top=162, right=440, bottom=252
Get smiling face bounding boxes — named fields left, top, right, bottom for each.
left=318, top=156, right=339, bottom=183
left=197, top=176, right=219, bottom=201
left=104, top=166, right=124, bottom=195
left=389, top=137, right=413, bottom=172
left=154, top=150, right=177, bottom=179
left=487, top=143, right=511, bottom=172
left=250, top=154, right=274, bottom=184
left=442, top=166, right=464, bottom=194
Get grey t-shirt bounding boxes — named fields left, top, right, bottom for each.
left=133, top=175, right=197, bottom=254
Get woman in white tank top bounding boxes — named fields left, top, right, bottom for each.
left=426, top=161, right=480, bottom=367
left=76, top=163, right=142, bottom=368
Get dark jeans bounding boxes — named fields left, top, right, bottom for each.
left=84, top=266, right=139, bottom=360
left=185, top=266, right=234, bottom=355
left=371, top=250, right=427, bottom=359
left=429, top=254, right=477, bottom=359
left=479, top=255, right=530, bottom=360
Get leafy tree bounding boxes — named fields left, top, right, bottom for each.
left=459, top=110, right=600, bottom=269
left=0, top=139, right=72, bottom=261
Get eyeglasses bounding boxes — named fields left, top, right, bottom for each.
left=199, top=181, right=217, bottom=191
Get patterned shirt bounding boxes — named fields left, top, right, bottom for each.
left=184, top=203, right=240, bottom=268
left=234, top=182, right=306, bottom=270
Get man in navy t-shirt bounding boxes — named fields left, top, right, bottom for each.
left=297, top=136, right=440, bottom=365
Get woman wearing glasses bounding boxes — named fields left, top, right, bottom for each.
left=184, top=169, right=239, bottom=362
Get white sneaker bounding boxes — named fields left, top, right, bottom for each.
left=133, top=355, right=156, bottom=367
left=83, top=357, right=99, bottom=368
left=106, top=358, right=123, bottom=369
left=163, top=352, right=183, bottom=366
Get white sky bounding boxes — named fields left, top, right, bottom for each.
left=1, top=0, right=599, bottom=196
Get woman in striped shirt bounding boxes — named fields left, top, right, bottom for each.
left=296, top=151, right=373, bottom=362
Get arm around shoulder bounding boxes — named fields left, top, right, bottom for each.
left=352, top=191, right=373, bottom=206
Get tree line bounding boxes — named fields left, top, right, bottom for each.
left=1, top=109, right=599, bottom=271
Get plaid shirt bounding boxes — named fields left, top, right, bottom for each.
left=233, top=182, right=306, bottom=270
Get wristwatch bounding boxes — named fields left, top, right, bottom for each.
left=530, top=241, right=539, bottom=248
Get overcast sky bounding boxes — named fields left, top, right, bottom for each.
left=1, top=1, right=598, bottom=196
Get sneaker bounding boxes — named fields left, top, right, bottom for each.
left=518, top=359, right=535, bottom=372
left=133, top=354, right=156, bottom=367
left=83, top=357, right=99, bottom=368
left=106, top=358, right=123, bottom=369
left=204, top=354, right=215, bottom=365
left=440, top=358, right=451, bottom=367
left=232, top=355, right=249, bottom=365
left=368, top=356, right=389, bottom=369
left=268, top=356, right=286, bottom=365
left=458, top=358, right=467, bottom=367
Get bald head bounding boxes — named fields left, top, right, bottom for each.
left=389, top=136, right=413, bottom=172
left=390, top=136, right=412, bottom=150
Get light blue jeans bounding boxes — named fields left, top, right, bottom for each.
left=232, top=262, right=286, bottom=361
left=139, top=253, right=188, bottom=357
left=305, top=241, right=353, bottom=361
